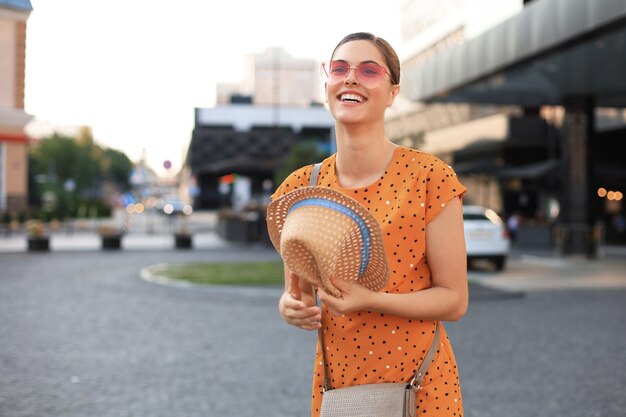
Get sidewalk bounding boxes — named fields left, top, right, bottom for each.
left=0, top=230, right=237, bottom=252
left=468, top=245, right=626, bottom=292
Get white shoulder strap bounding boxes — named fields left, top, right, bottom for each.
left=309, top=162, right=322, bottom=187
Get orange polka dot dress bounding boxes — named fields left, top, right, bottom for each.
left=271, top=146, right=467, bottom=417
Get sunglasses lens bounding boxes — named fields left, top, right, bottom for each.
left=324, top=61, right=388, bottom=87
left=327, top=61, right=349, bottom=82
left=357, top=64, right=385, bottom=88
left=357, top=64, right=386, bottom=85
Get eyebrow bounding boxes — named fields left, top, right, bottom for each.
left=332, top=59, right=383, bottom=66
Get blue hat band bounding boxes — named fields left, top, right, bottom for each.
left=288, top=198, right=371, bottom=278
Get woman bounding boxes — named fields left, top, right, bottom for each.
left=271, top=32, right=468, bottom=416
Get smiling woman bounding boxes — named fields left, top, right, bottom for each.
left=268, top=32, right=467, bottom=417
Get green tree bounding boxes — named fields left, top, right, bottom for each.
left=75, top=128, right=105, bottom=196
left=30, top=133, right=77, bottom=184
left=27, top=153, right=42, bottom=208
left=274, top=140, right=329, bottom=186
left=103, top=148, right=133, bottom=191
left=28, top=127, right=134, bottom=215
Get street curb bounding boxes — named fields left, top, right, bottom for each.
left=140, top=264, right=195, bottom=289
left=138, top=263, right=284, bottom=298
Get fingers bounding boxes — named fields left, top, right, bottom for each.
left=328, top=276, right=352, bottom=295
left=288, top=272, right=302, bottom=301
left=316, top=285, right=343, bottom=305
left=282, top=291, right=307, bottom=310
left=318, top=279, right=367, bottom=317
left=316, top=288, right=341, bottom=317
left=285, top=306, right=322, bottom=330
left=279, top=292, right=321, bottom=331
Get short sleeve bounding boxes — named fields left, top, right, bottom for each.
left=424, top=157, right=467, bottom=224
left=270, top=165, right=314, bottom=201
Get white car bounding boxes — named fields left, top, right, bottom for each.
left=463, top=205, right=511, bottom=271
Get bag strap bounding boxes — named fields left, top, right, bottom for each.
left=408, top=323, right=441, bottom=391
left=314, top=291, right=332, bottom=391
left=315, top=291, right=441, bottom=392
left=308, top=163, right=329, bottom=389
left=309, top=162, right=322, bottom=187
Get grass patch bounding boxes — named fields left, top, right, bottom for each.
left=147, top=261, right=284, bottom=286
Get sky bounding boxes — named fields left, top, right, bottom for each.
left=23, top=0, right=403, bottom=177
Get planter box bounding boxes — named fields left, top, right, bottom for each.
left=101, top=234, right=122, bottom=250
left=218, top=213, right=270, bottom=244
left=174, top=233, right=193, bottom=249
left=218, top=218, right=253, bottom=242
left=28, top=237, right=50, bottom=252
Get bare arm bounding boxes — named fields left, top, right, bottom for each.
left=318, top=197, right=468, bottom=322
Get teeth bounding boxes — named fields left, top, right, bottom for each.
left=341, top=93, right=363, bottom=103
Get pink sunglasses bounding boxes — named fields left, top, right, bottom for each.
left=322, top=60, right=391, bottom=88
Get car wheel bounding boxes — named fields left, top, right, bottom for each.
left=493, top=256, right=506, bottom=271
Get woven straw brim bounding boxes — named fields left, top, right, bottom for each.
left=267, top=187, right=389, bottom=297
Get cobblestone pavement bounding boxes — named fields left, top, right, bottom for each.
left=0, top=246, right=625, bottom=417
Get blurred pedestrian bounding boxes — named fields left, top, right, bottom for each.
left=507, top=212, right=520, bottom=244
left=268, top=32, right=468, bottom=417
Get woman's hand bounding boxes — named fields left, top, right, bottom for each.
left=278, top=272, right=321, bottom=330
left=317, top=277, right=374, bottom=316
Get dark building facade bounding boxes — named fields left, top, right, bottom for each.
left=404, top=0, right=626, bottom=254
left=186, top=105, right=334, bottom=209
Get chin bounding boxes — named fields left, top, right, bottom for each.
left=331, top=109, right=365, bottom=125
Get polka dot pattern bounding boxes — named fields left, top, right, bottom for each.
left=271, top=146, right=467, bottom=417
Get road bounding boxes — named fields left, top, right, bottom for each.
left=0, top=246, right=624, bottom=417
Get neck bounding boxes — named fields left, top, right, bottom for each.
left=334, top=123, right=398, bottom=188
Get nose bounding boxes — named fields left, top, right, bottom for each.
left=344, top=67, right=358, bottom=85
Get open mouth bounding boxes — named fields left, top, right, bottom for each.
left=340, top=93, right=365, bottom=103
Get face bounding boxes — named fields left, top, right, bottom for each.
left=325, top=40, right=400, bottom=125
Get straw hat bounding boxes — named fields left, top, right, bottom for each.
left=266, top=187, right=389, bottom=297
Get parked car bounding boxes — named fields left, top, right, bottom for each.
left=463, top=205, right=511, bottom=271
left=157, top=197, right=193, bottom=216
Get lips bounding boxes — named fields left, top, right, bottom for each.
left=339, top=93, right=365, bottom=103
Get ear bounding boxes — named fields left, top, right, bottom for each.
left=387, top=84, right=400, bottom=107
left=324, top=81, right=329, bottom=102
